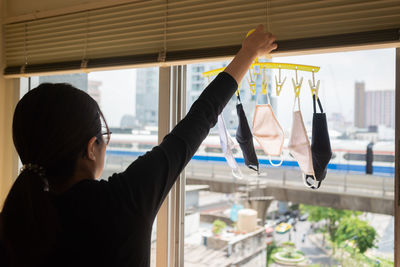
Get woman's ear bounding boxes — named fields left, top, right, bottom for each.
left=86, top=136, right=98, bottom=161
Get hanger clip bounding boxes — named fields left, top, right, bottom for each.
left=308, top=70, right=320, bottom=99
left=274, top=67, right=286, bottom=96
left=292, top=76, right=303, bottom=97
left=247, top=70, right=256, bottom=95
left=275, top=76, right=286, bottom=96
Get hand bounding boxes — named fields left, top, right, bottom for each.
left=242, top=24, right=277, bottom=57
left=223, top=25, right=277, bottom=84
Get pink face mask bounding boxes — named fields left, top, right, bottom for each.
left=288, top=94, right=315, bottom=181
left=252, top=104, right=284, bottom=166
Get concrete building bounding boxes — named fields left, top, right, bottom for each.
left=365, top=90, right=395, bottom=129
left=354, top=81, right=395, bottom=129
left=136, top=67, right=159, bottom=127
left=354, top=81, right=366, bottom=128
left=88, top=80, right=102, bottom=107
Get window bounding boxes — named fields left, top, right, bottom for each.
left=22, top=67, right=159, bottom=267
left=183, top=48, right=395, bottom=266
left=18, top=48, right=396, bottom=266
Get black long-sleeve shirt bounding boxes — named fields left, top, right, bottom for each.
left=50, top=72, right=238, bottom=267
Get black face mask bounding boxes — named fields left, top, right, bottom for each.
left=304, top=94, right=332, bottom=189
left=236, top=97, right=259, bottom=172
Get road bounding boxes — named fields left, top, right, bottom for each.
left=272, top=220, right=338, bottom=266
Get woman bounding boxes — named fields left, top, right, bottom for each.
left=0, top=25, right=276, bottom=267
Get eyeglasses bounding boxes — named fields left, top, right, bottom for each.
left=100, top=131, right=112, bottom=145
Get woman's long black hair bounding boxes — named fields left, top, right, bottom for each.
left=0, top=83, right=109, bottom=266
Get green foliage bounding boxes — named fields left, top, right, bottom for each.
left=299, top=204, right=357, bottom=244
left=300, top=204, right=356, bottom=224
left=281, top=241, right=295, bottom=247
left=266, top=242, right=279, bottom=265
left=335, top=216, right=377, bottom=254
left=212, top=219, right=226, bottom=235
left=280, top=252, right=303, bottom=259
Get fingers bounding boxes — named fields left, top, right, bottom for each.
left=242, top=25, right=277, bottom=56
left=269, top=42, right=278, bottom=52
left=262, top=33, right=277, bottom=53
left=264, top=33, right=276, bottom=47
left=263, top=43, right=277, bottom=54
left=255, top=24, right=264, bottom=33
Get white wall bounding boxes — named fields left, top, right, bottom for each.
left=0, top=0, right=19, bottom=209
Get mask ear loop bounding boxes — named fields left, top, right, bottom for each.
left=263, top=68, right=284, bottom=167
left=268, top=155, right=284, bottom=166
left=232, top=168, right=243, bottom=180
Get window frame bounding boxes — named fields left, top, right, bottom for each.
left=4, top=46, right=399, bottom=267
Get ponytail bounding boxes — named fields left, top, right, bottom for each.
left=1, top=168, right=59, bottom=266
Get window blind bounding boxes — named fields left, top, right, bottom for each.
left=4, top=0, right=400, bottom=75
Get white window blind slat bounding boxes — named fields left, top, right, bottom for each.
left=4, top=0, right=400, bottom=74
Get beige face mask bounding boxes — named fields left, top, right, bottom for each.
left=288, top=85, right=316, bottom=183
left=253, top=104, right=284, bottom=166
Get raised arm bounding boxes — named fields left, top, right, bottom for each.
left=107, top=25, right=277, bottom=219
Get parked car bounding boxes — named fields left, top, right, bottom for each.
left=275, top=223, right=292, bottom=234
left=275, top=215, right=288, bottom=225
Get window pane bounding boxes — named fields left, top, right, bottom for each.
left=26, top=67, right=159, bottom=267
left=184, top=48, right=395, bottom=266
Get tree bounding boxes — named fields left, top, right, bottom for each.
left=335, top=216, right=377, bottom=254
left=300, top=204, right=358, bottom=253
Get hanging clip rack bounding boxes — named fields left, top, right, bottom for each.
left=202, top=28, right=320, bottom=96
left=202, top=63, right=320, bottom=97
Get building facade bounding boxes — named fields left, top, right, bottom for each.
left=135, top=67, right=159, bottom=127
left=354, top=81, right=394, bottom=129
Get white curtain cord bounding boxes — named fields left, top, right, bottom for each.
left=158, top=0, right=168, bottom=62
left=265, top=0, right=271, bottom=32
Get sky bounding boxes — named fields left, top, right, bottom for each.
left=89, top=69, right=136, bottom=127
left=86, top=48, right=396, bottom=129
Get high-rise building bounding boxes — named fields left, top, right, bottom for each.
left=88, top=80, right=102, bottom=107
left=354, top=81, right=365, bottom=128
left=354, top=81, right=394, bottom=129
left=136, top=67, right=159, bottom=126
left=365, top=90, right=395, bottom=129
